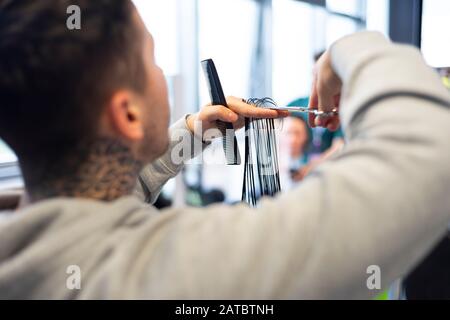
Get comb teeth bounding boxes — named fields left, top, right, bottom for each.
left=217, top=122, right=241, bottom=165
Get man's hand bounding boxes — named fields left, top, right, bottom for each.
left=309, top=51, right=342, bottom=131
left=187, top=96, right=288, bottom=140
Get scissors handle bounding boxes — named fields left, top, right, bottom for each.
left=313, top=109, right=339, bottom=117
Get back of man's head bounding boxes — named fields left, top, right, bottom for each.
left=0, top=0, right=163, bottom=200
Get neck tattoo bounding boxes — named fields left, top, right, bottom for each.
left=26, top=139, right=143, bottom=203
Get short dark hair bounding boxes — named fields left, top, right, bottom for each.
left=0, top=0, right=146, bottom=165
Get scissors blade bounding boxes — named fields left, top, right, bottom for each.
left=263, top=106, right=339, bottom=117
left=268, top=106, right=311, bottom=113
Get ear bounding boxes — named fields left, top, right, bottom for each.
left=106, top=90, right=144, bottom=141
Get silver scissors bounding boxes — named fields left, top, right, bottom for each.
left=247, top=97, right=339, bottom=117
left=267, top=105, right=339, bottom=117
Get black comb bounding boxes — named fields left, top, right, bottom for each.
left=201, top=59, right=241, bottom=165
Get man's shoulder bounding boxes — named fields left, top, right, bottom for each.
left=0, top=196, right=162, bottom=299
left=0, top=195, right=158, bottom=253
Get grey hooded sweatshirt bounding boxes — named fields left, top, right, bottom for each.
left=1, top=32, right=450, bottom=299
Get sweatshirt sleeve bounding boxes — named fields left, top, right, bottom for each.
left=133, top=32, right=450, bottom=299
left=135, top=116, right=208, bottom=204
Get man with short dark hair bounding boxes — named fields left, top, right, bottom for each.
left=0, top=0, right=282, bottom=203
left=0, top=0, right=449, bottom=299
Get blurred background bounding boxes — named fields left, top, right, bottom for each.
left=1, top=0, right=449, bottom=208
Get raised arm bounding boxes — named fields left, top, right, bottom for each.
left=135, top=32, right=450, bottom=299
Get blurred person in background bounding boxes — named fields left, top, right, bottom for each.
left=279, top=115, right=311, bottom=189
